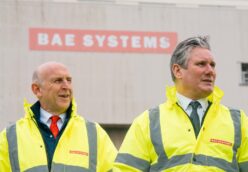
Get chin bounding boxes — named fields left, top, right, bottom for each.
left=197, top=87, right=213, bottom=97
left=201, top=84, right=214, bottom=91
left=202, top=89, right=213, bottom=97
left=59, top=103, right=70, bottom=109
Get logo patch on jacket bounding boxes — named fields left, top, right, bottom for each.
left=69, top=150, right=89, bottom=156
left=210, top=138, right=233, bottom=147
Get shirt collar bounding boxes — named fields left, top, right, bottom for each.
left=176, top=92, right=209, bottom=111
left=40, top=108, right=66, bottom=124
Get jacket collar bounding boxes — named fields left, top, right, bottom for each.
left=166, top=86, right=224, bottom=107
left=24, top=98, right=77, bottom=119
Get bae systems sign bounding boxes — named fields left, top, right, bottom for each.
left=29, top=28, right=177, bottom=53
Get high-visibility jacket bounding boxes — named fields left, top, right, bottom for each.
left=0, top=99, right=117, bottom=172
left=114, top=86, right=248, bottom=172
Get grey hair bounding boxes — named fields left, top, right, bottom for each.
left=170, top=36, right=211, bottom=81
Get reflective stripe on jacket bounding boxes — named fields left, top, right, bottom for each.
left=0, top=99, right=117, bottom=172
left=114, top=86, right=248, bottom=172
left=6, top=120, right=97, bottom=172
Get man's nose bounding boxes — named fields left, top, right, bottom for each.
left=61, top=80, right=71, bottom=88
left=206, top=64, right=215, bottom=74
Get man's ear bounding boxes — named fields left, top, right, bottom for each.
left=172, top=64, right=183, bottom=79
left=31, top=83, right=41, bottom=98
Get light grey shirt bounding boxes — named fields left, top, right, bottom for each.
left=40, top=108, right=66, bottom=130
left=176, top=92, right=209, bottom=125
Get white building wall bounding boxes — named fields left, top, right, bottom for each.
left=0, top=0, right=248, bottom=130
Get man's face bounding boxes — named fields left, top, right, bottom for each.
left=35, top=64, right=73, bottom=115
left=176, top=47, right=216, bottom=100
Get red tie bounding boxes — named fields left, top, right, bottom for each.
left=50, top=115, right=60, bottom=138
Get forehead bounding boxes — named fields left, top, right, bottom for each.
left=39, top=64, right=71, bottom=80
left=188, top=47, right=214, bottom=62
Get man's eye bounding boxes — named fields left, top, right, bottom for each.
left=211, top=62, right=216, bottom=68
left=54, top=79, right=62, bottom=83
left=197, top=62, right=205, bottom=66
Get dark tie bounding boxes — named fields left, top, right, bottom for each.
left=50, top=115, right=60, bottom=138
left=190, top=101, right=201, bottom=137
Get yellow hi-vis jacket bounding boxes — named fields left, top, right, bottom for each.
left=0, top=99, right=117, bottom=172
left=113, top=86, right=248, bottom=172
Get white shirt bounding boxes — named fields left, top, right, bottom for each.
left=176, top=92, right=209, bottom=125
left=40, top=108, right=66, bottom=130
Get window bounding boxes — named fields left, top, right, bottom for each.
left=241, top=63, right=248, bottom=85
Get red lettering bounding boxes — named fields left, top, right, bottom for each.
left=210, top=138, right=233, bottom=147
left=69, top=150, right=89, bottom=156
